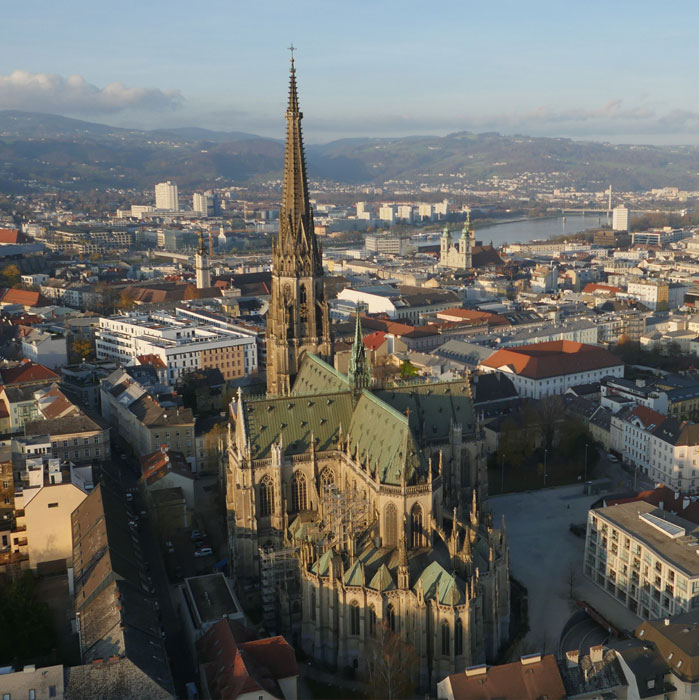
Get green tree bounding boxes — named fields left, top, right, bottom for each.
left=0, top=572, right=56, bottom=664
left=400, top=360, right=419, bottom=379
left=72, top=338, right=94, bottom=361
left=0, top=264, right=21, bottom=288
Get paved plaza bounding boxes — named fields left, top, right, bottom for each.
left=491, top=480, right=642, bottom=658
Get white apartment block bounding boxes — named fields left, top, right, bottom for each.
left=610, top=406, right=665, bottom=475
left=626, top=280, right=669, bottom=311
left=585, top=501, right=699, bottom=621
left=612, top=206, right=629, bottom=231
left=396, top=204, right=414, bottom=223
left=649, top=422, right=699, bottom=492
left=155, top=181, right=179, bottom=211
left=95, top=311, right=258, bottom=385
left=378, top=204, right=396, bottom=223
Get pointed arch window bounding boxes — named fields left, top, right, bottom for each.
left=259, top=475, right=274, bottom=517
left=299, top=284, right=308, bottom=323
left=320, top=468, right=335, bottom=495
left=292, top=471, right=307, bottom=512
left=455, top=618, right=463, bottom=656
left=368, top=605, right=376, bottom=637
left=349, top=600, right=360, bottom=636
left=410, top=503, right=423, bottom=549
left=384, top=503, right=398, bottom=548
left=310, top=586, right=316, bottom=621
left=387, top=603, right=396, bottom=632
left=441, top=621, right=450, bottom=656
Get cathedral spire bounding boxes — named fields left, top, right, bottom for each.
left=265, top=54, right=333, bottom=396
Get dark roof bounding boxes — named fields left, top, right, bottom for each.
left=611, top=639, right=674, bottom=698
left=636, top=611, right=699, bottom=683
left=557, top=649, right=627, bottom=697
left=472, top=373, right=518, bottom=406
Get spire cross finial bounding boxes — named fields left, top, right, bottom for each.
left=288, top=43, right=296, bottom=63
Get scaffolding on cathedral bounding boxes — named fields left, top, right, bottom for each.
left=259, top=546, right=298, bottom=633
left=322, top=482, right=372, bottom=550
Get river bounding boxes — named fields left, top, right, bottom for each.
left=473, top=213, right=609, bottom=248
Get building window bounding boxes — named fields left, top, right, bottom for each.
left=455, top=619, right=463, bottom=656
left=387, top=603, right=396, bottom=632
left=350, top=600, right=360, bottom=636
left=368, top=605, right=376, bottom=636
left=310, top=587, right=316, bottom=621
left=259, top=476, right=275, bottom=518
left=48, top=503, right=58, bottom=508
left=292, top=472, right=307, bottom=513
left=320, top=467, right=335, bottom=493
left=384, top=503, right=398, bottom=547
left=441, top=621, right=450, bottom=656
left=410, top=503, right=423, bottom=549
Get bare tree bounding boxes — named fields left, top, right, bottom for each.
left=364, top=622, right=418, bottom=700
left=565, top=560, right=579, bottom=600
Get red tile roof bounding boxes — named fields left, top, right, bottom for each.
left=582, top=283, right=621, bottom=295
left=0, top=288, right=49, bottom=307
left=197, top=619, right=297, bottom=700
left=140, top=447, right=193, bottom=482
left=0, top=228, right=27, bottom=244
left=443, top=655, right=566, bottom=700
left=363, top=331, right=386, bottom=351
left=480, top=341, right=623, bottom=380
left=0, top=360, right=59, bottom=386
left=436, top=308, right=509, bottom=326
left=136, top=354, right=167, bottom=369
left=626, top=405, right=666, bottom=431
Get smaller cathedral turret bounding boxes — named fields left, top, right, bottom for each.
left=348, top=305, right=371, bottom=395
left=440, top=209, right=474, bottom=271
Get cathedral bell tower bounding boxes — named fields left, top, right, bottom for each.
left=265, top=54, right=333, bottom=396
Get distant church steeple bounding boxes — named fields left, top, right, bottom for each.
left=265, top=53, right=333, bottom=396
left=195, top=229, right=211, bottom=289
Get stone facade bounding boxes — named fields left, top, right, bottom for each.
left=440, top=219, right=474, bottom=271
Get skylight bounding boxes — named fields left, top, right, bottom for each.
left=640, top=512, right=686, bottom=538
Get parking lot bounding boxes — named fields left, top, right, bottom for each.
left=490, top=476, right=643, bottom=657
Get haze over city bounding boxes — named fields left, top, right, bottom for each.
left=2, top=0, right=699, bottom=143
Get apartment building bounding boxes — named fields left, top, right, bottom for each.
left=585, top=501, right=699, bottom=621
left=609, top=405, right=665, bottom=474
left=100, top=368, right=196, bottom=465
left=13, top=458, right=91, bottom=570
left=95, top=311, right=258, bottom=385
left=648, top=420, right=699, bottom=492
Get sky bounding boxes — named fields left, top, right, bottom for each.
left=2, top=0, right=699, bottom=144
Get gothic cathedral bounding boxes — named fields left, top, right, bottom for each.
left=226, top=58, right=510, bottom=694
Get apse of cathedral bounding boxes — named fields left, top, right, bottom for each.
left=225, top=57, right=510, bottom=692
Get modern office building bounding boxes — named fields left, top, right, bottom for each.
left=612, top=206, right=629, bottom=231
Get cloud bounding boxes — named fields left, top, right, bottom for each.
left=0, top=70, right=183, bottom=114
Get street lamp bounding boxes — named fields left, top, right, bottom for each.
left=501, top=453, right=505, bottom=494
left=544, top=448, right=548, bottom=488
left=584, top=443, right=588, bottom=484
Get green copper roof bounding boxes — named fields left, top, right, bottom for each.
left=311, top=549, right=334, bottom=577
left=291, top=353, right=349, bottom=396
left=368, top=563, right=396, bottom=592
left=347, top=390, right=428, bottom=486
left=414, top=560, right=464, bottom=606
left=244, top=391, right=353, bottom=459
left=375, top=380, right=476, bottom=443
left=343, top=560, right=364, bottom=587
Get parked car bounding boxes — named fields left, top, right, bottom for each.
left=195, top=547, right=213, bottom=558
left=569, top=523, right=586, bottom=538
left=166, top=540, right=175, bottom=554
left=191, top=529, right=204, bottom=541
left=608, top=454, right=619, bottom=463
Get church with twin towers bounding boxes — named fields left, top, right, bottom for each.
left=225, top=55, right=510, bottom=692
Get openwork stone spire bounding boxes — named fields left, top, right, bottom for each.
left=274, top=55, right=322, bottom=277
left=348, top=306, right=371, bottom=395
left=265, top=54, right=333, bottom=396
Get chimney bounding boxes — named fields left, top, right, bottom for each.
left=521, top=653, right=542, bottom=665
left=565, top=650, right=579, bottom=667
left=684, top=497, right=690, bottom=509
left=664, top=618, right=671, bottom=626
left=675, top=490, right=681, bottom=500
left=465, top=665, right=487, bottom=677
left=589, top=645, right=604, bottom=663
left=22, top=665, right=36, bottom=673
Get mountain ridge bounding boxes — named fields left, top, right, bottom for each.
left=1, top=110, right=699, bottom=192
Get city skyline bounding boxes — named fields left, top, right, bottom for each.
left=2, top=0, right=699, bottom=144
